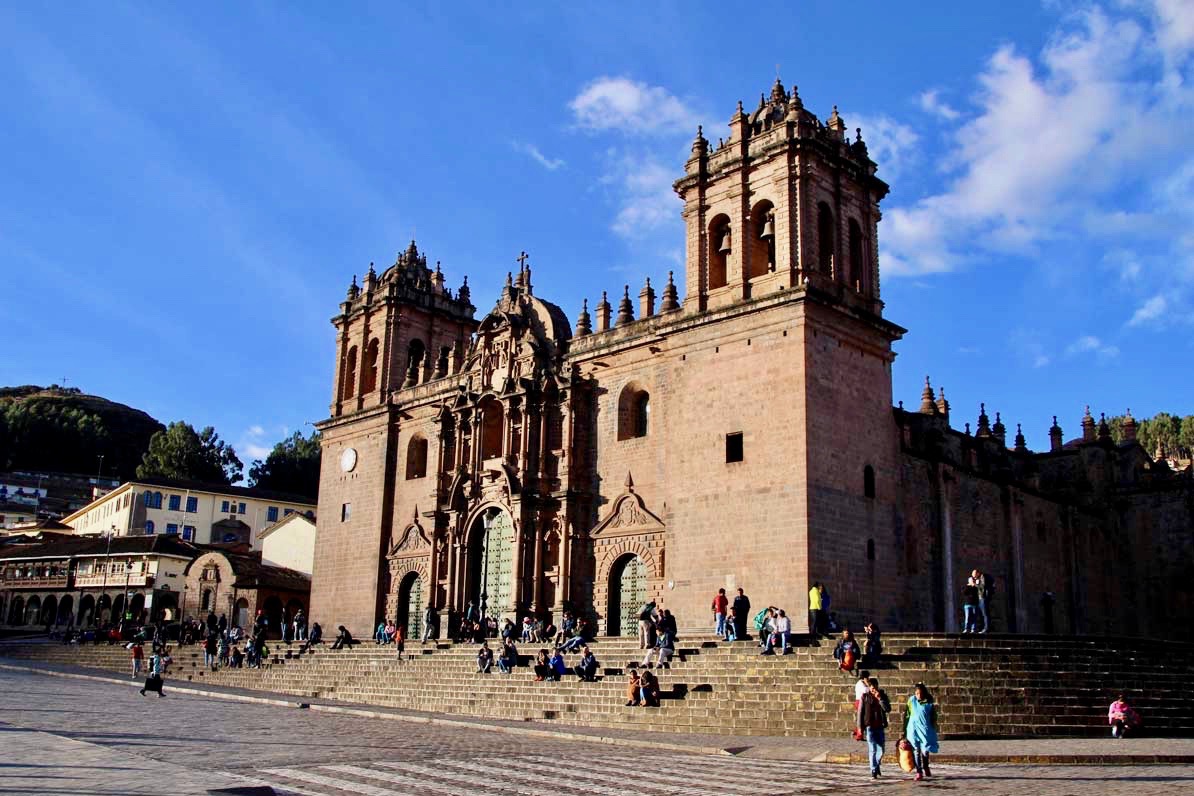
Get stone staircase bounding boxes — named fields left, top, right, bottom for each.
left=3, top=633, right=1191, bottom=738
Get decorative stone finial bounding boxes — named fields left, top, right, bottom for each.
left=992, top=411, right=1007, bottom=445
left=660, top=270, right=680, bottom=313
left=575, top=298, right=591, bottom=337
left=458, top=274, right=471, bottom=304
left=692, top=125, right=708, bottom=155
left=1123, top=408, right=1138, bottom=442
left=1098, top=412, right=1111, bottom=442
left=625, top=471, right=635, bottom=490
left=936, top=386, right=950, bottom=420
left=1014, top=423, right=1027, bottom=453
left=616, top=284, right=635, bottom=327
left=1082, top=405, right=1096, bottom=441
left=596, top=290, right=611, bottom=332
left=976, top=403, right=991, bottom=438
left=346, top=274, right=360, bottom=301
left=919, top=376, right=937, bottom=415
left=1049, top=415, right=1064, bottom=452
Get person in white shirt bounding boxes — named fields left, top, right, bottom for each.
left=773, top=609, right=792, bottom=655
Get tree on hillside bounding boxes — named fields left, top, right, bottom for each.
left=1107, top=412, right=1193, bottom=458
left=136, top=422, right=243, bottom=485
left=248, top=430, right=321, bottom=498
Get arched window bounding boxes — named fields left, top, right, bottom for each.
left=405, top=339, right=426, bottom=386
left=863, top=465, right=875, bottom=499
left=749, top=200, right=775, bottom=279
left=343, top=346, right=358, bottom=400
left=848, top=218, right=864, bottom=292
left=817, top=202, right=835, bottom=275
left=406, top=434, right=428, bottom=479
left=708, top=215, right=730, bottom=290
left=617, top=383, right=650, bottom=440
left=479, top=399, right=503, bottom=460
left=142, top=490, right=153, bottom=507
left=145, top=520, right=155, bottom=535
left=361, top=338, right=379, bottom=394
left=152, top=492, right=163, bottom=509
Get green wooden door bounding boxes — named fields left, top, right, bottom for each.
left=404, top=575, right=423, bottom=639
left=481, top=509, right=513, bottom=616
left=618, top=556, right=647, bottom=637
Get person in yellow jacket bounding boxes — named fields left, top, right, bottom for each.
left=808, top=582, right=824, bottom=639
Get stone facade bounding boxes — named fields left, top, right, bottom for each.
left=310, top=79, right=1194, bottom=640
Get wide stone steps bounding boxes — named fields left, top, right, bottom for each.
left=4, top=632, right=1192, bottom=737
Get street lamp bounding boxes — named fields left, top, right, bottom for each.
left=99, top=527, right=114, bottom=625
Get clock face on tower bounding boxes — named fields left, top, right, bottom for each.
left=339, top=447, right=358, bottom=473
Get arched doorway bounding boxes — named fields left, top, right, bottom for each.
left=57, top=595, right=74, bottom=626
left=263, top=596, right=283, bottom=636
left=129, top=593, right=145, bottom=624
left=111, top=594, right=125, bottom=623
left=397, top=572, right=423, bottom=639
left=468, top=507, right=513, bottom=619
left=607, top=554, right=647, bottom=636
left=78, top=594, right=95, bottom=626
left=24, top=596, right=41, bottom=626
left=96, top=594, right=112, bottom=624
left=8, top=596, right=24, bottom=625
left=41, top=595, right=59, bottom=626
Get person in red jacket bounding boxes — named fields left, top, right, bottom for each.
left=712, top=588, right=729, bottom=638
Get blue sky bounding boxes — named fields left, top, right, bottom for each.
left=1, top=1, right=1191, bottom=472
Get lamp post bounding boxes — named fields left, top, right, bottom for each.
left=99, top=527, right=114, bottom=625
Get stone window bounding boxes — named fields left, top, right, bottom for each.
left=343, top=346, right=358, bottom=400
left=866, top=538, right=875, bottom=561
left=726, top=432, right=744, bottom=463
left=749, top=200, right=775, bottom=279
left=708, top=214, right=731, bottom=290
left=341, top=503, right=351, bottom=522
left=406, top=434, right=428, bottom=479
left=405, top=339, right=426, bottom=386
left=848, top=218, right=865, bottom=292
left=864, top=465, right=875, bottom=499
left=480, top=399, right=504, bottom=460
left=361, top=338, right=380, bottom=394
left=817, top=202, right=835, bottom=274
left=440, top=414, right=456, bottom=473
left=617, top=383, right=650, bottom=441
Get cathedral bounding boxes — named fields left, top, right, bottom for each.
left=310, top=79, right=1193, bottom=640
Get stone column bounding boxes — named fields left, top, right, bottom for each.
left=1010, top=492, right=1027, bottom=632
left=531, top=528, right=544, bottom=613
left=939, top=467, right=956, bottom=632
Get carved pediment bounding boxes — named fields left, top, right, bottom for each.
left=390, top=519, right=431, bottom=558
left=591, top=473, right=665, bottom=539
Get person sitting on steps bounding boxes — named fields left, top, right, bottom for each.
left=476, top=641, right=494, bottom=674
left=833, top=629, right=861, bottom=675
left=497, top=637, right=519, bottom=674
left=331, top=625, right=355, bottom=650
left=639, top=668, right=661, bottom=707
left=625, top=670, right=642, bottom=706
left=575, top=645, right=599, bottom=682
left=533, top=648, right=552, bottom=681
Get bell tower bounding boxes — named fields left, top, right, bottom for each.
left=674, top=79, right=889, bottom=315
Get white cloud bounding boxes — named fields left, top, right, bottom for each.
left=849, top=113, right=920, bottom=180
left=1127, top=294, right=1168, bottom=326
left=918, top=89, right=960, bottom=120
left=1149, top=0, right=1194, bottom=64
left=247, top=425, right=265, bottom=437
left=244, top=443, right=271, bottom=460
left=1011, top=328, right=1052, bottom=369
left=883, top=7, right=1193, bottom=277
left=606, top=153, right=681, bottom=239
left=1066, top=334, right=1120, bottom=359
left=570, top=77, right=700, bottom=135
left=513, top=141, right=564, bottom=171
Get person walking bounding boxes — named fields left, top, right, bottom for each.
left=637, top=600, right=657, bottom=650
left=203, top=632, right=218, bottom=670
left=129, top=640, right=144, bottom=678
left=903, top=683, right=939, bottom=780
left=140, top=652, right=166, bottom=698
left=961, top=578, right=980, bottom=633
left=732, top=588, right=751, bottom=641
left=712, top=588, right=729, bottom=638
left=857, top=677, right=888, bottom=778
left=808, top=581, right=823, bottom=639
left=394, top=625, right=406, bottom=662
left=972, top=569, right=991, bottom=633
left=421, top=605, right=435, bottom=642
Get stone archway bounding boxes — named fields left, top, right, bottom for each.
left=57, top=595, right=74, bottom=626
left=607, top=553, right=647, bottom=636
left=397, top=571, right=424, bottom=639
left=467, top=506, right=514, bottom=620
left=78, top=594, right=94, bottom=626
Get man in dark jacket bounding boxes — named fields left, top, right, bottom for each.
left=732, top=588, right=751, bottom=641
left=857, top=678, right=889, bottom=778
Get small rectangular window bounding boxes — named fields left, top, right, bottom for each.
left=267, top=506, right=279, bottom=523
left=283, top=508, right=294, bottom=517
left=221, top=500, right=230, bottom=513
left=185, top=496, right=198, bottom=513
left=168, top=495, right=181, bottom=511
left=183, top=525, right=195, bottom=541
left=166, top=523, right=178, bottom=535
left=726, top=432, right=744, bottom=463
left=238, top=502, right=247, bottom=515
left=341, top=503, right=351, bottom=522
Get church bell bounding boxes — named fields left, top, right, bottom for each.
left=718, top=228, right=732, bottom=253
left=760, top=213, right=775, bottom=239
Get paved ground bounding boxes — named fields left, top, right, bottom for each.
left=2, top=668, right=1193, bottom=796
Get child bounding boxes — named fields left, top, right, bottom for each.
left=395, top=625, right=406, bottom=661
left=1109, top=694, right=1140, bottom=738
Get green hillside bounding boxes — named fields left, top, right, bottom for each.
left=0, top=385, right=164, bottom=481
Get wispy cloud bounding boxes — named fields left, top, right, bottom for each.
left=1127, top=294, right=1168, bottom=327
left=882, top=7, right=1194, bottom=278
left=570, top=77, right=701, bottom=135
left=1011, top=328, right=1052, bottom=368
left=848, top=113, right=920, bottom=180
left=918, top=89, right=960, bottom=120
left=513, top=141, right=565, bottom=171
left=1066, top=334, right=1120, bottom=360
